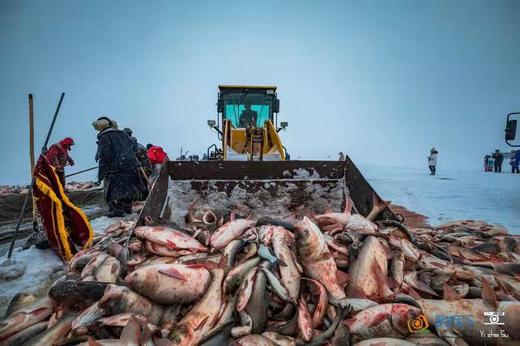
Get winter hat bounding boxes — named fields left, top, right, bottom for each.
left=92, top=116, right=118, bottom=132
left=60, top=137, right=74, bottom=147
left=146, top=144, right=153, bottom=149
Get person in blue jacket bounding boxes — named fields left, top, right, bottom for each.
left=511, top=150, right=520, bottom=174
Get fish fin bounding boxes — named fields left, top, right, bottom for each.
left=481, top=277, right=498, bottom=310
left=277, top=254, right=288, bottom=267
left=496, top=278, right=512, bottom=296
left=159, top=268, right=187, bottom=281
left=443, top=283, right=462, bottom=301
left=343, top=197, right=353, bottom=215
left=194, top=315, right=210, bottom=331
left=120, top=316, right=141, bottom=344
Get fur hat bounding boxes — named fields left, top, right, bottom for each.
left=92, top=116, right=118, bottom=132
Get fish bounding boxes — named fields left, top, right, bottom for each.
left=353, top=338, right=416, bottom=346
left=145, top=241, right=184, bottom=257
left=134, top=226, right=208, bottom=252
left=222, top=239, right=246, bottom=272
left=0, top=297, right=54, bottom=342
left=347, top=236, right=392, bottom=301
left=48, top=280, right=108, bottom=309
left=271, top=227, right=301, bottom=303
left=95, top=255, right=121, bottom=283
left=224, top=257, right=261, bottom=294
left=200, top=321, right=235, bottom=346
left=68, top=250, right=102, bottom=272
left=297, top=297, right=313, bottom=342
left=125, top=263, right=212, bottom=304
left=403, top=271, right=439, bottom=297
left=233, top=334, right=279, bottom=346
left=3, top=293, right=38, bottom=319
left=366, top=193, right=391, bottom=222
left=302, top=278, right=328, bottom=328
left=344, top=303, right=422, bottom=341
left=295, top=217, right=346, bottom=300
left=305, top=305, right=350, bottom=346
left=0, top=321, right=47, bottom=345
left=261, top=332, right=296, bottom=346
left=389, top=250, right=405, bottom=287
left=236, top=268, right=258, bottom=312
left=210, top=219, right=256, bottom=249
left=24, top=313, right=77, bottom=346
left=168, top=263, right=226, bottom=346
left=258, top=244, right=278, bottom=264
left=245, top=266, right=268, bottom=334
left=128, top=238, right=143, bottom=252
left=330, top=298, right=379, bottom=312
left=72, top=284, right=165, bottom=330
left=262, top=267, right=295, bottom=305
left=80, top=253, right=110, bottom=280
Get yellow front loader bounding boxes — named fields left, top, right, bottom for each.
left=207, top=85, right=288, bottom=161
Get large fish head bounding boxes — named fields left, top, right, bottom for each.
left=390, top=304, right=423, bottom=336
left=124, top=268, right=159, bottom=295
left=295, top=217, right=325, bottom=258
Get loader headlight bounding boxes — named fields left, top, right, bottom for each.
left=207, top=120, right=216, bottom=128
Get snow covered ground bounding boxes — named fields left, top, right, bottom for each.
left=359, top=165, right=520, bottom=234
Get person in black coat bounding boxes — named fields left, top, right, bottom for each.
left=492, top=149, right=504, bottom=173
left=92, top=116, right=142, bottom=217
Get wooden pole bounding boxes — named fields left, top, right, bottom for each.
left=29, top=94, right=38, bottom=231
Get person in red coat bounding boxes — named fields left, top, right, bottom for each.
left=146, top=144, right=169, bottom=182
left=45, top=137, right=75, bottom=185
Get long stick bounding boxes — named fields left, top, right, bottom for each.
left=7, top=92, right=65, bottom=259
left=65, top=166, right=98, bottom=178
left=29, top=94, right=38, bottom=231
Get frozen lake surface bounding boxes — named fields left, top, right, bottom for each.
left=359, top=165, right=520, bottom=234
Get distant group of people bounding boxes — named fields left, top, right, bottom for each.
left=484, top=149, right=519, bottom=174
left=92, top=116, right=169, bottom=217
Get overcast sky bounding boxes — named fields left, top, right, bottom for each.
left=1, top=0, right=519, bottom=184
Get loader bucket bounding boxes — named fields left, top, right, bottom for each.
left=137, top=156, right=395, bottom=227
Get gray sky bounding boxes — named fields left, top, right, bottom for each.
left=1, top=0, right=519, bottom=184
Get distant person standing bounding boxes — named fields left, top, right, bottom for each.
left=492, top=149, right=503, bottom=173
left=511, top=150, right=519, bottom=174
left=428, top=148, right=438, bottom=175
left=338, top=152, right=345, bottom=161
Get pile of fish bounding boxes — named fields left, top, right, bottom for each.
left=0, top=185, right=29, bottom=196
left=1, top=198, right=519, bottom=346
left=65, top=181, right=100, bottom=192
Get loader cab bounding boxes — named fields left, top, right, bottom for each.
left=217, top=86, right=280, bottom=129
left=505, top=112, right=520, bottom=147
left=208, top=85, right=286, bottom=161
